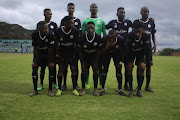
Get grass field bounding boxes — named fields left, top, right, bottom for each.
left=0, top=53, right=179, bottom=120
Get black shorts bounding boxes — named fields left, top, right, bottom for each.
left=82, top=52, right=98, bottom=68
left=36, top=54, right=49, bottom=67
left=58, top=55, right=77, bottom=66
left=145, top=45, right=153, bottom=67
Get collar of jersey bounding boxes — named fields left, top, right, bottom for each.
left=74, top=17, right=77, bottom=20
left=46, top=21, right=52, bottom=25
left=39, top=31, right=46, bottom=40
left=61, top=26, right=72, bottom=35
left=135, top=35, right=142, bottom=42
left=117, top=19, right=124, bottom=24
left=86, top=32, right=95, bottom=43
left=89, top=17, right=99, bottom=20
left=139, top=18, right=149, bottom=23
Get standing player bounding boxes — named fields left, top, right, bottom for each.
left=78, top=22, right=102, bottom=96
left=37, top=8, right=58, bottom=91
left=60, top=3, right=81, bottom=90
left=82, top=3, right=107, bottom=90
left=100, top=30, right=126, bottom=96
left=106, top=7, right=132, bottom=91
left=126, top=21, right=150, bottom=97
left=54, top=16, right=79, bottom=96
left=29, top=21, right=55, bottom=97
left=134, top=6, right=156, bottom=92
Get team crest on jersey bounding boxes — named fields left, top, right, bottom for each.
left=50, top=25, right=54, bottom=29
left=140, top=41, right=143, bottom=44
left=45, top=39, right=48, bottom=42
left=75, top=22, right=78, bottom=25
left=114, top=24, right=117, bottom=28
left=70, top=35, right=74, bottom=39
left=83, top=44, right=87, bottom=48
left=148, top=24, right=151, bottom=28
left=124, top=22, right=127, bottom=26
left=60, top=38, right=63, bottom=41
left=94, top=42, right=97, bottom=46
left=132, top=43, right=135, bottom=46
left=97, top=20, right=101, bottom=24
left=115, top=45, right=119, bottom=48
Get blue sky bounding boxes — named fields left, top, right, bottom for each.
left=0, top=0, right=180, bottom=50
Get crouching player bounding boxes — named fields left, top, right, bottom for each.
left=100, top=29, right=126, bottom=96
left=78, top=22, right=102, bottom=96
left=126, top=21, right=150, bottom=97
left=54, top=16, right=79, bottom=96
left=29, top=21, right=55, bottom=97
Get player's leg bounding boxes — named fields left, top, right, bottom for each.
left=92, top=62, right=99, bottom=96
left=127, top=61, right=134, bottom=97
left=75, top=59, right=80, bottom=90
left=52, top=64, right=58, bottom=90
left=124, top=62, right=130, bottom=91
left=48, top=62, right=55, bottom=96
left=85, top=70, right=90, bottom=90
left=37, top=66, right=46, bottom=91
left=62, top=65, right=68, bottom=90
left=79, top=63, right=88, bottom=96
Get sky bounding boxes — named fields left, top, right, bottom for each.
left=0, top=0, right=180, bottom=50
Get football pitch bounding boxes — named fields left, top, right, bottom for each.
left=0, top=53, right=179, bottom=120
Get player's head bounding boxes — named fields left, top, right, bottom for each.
left=132, top=21, right=144, bottom=38
left=44, top=8, right=52, bottom=21
left=140, top=6, right=149, bottom=19
left=86, top=21, right=95, bottom=34
left=90, top=3, right=98, bottom=14
left=37, top=21, right=49, bottom=35
left=63, top=16, right=74, bottom=29
left=67, top=3, right=75, bottom=15
left=108, top=29, right=118, bottom=42
left=117, top=7, right=125, bottom=20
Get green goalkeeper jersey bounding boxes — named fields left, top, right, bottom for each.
left=82, top=17, right=107, bottom=36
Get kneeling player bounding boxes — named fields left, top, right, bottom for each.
left=54, top=16, right=79, bottom=96
left=126, top=21, right=150, bottom=97
left=100, top=29, right=126, bottom=96
left=29, top=21, right=55, bottom=97
left=78, top=22, right=102, bottom=96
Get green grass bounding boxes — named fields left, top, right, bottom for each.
left=0, top=53, right=179, bottom=120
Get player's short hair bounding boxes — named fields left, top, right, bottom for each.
left=68, top=3, right=74, bottom=6
left=62, top=16, right=73, bottom=24
left=117, top=7, right=124, bottom=12
left=90, top=3, right=97, bottom=8
left=37, top=21, right=47, bottom=29
left=132, top=21, right=144, bottom=29
left=44, top=8, right=51, bottom=13
left=108, top=29, right=117, bottom=36
left=87, top=21, right=95, bottom=26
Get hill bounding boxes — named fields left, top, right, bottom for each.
left=0, top=22, right=34, bottom=40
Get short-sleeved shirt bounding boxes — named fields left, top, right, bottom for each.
left=102, top=35, right=125, bottom=53
left=78, top=32, right=102, bottom=54
left=106, top=19, right=132, bottom=39
left=82, top=17, right=107, bottom=36
left=126, top=32, right=150, bottom=63
left=32, top=30, right=55, bottom=54
left=54, top=26, right=79, bottom=57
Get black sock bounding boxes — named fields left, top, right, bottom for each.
left=81, top=74, right=86, bottom=89
left=127, top=75, right=133, bottom=91
left=53, top=66, right=56, bottom=84
left=63, top=69, right=67, bottom=86
left=72, top=75, right=77, bottom=90
left=102, top=72, right=107, bottom=89
left=40, top=73, right=45, bottom=85
left=116, top=73, right=122, bottom=90
left=93, top=74, right=98, bottom=89
left=49, top=70, right=54, bottom=90
left=137, top=75, right=144, bottom=91
left=146, top=75, right=151, bottom=87
left=57, top=76, right=62, bottom=90
left=32, top=71, right=38, bottom=91
left=125, top=67, right=128, bottom=85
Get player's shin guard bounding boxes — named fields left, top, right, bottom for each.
left=116, top=72, right=122, bottom=90
left=102, top=72, right=107, bottom=89
left=57, top=76, right=62, bottom=90
left=93, top=74, right=98, bottom=89
left=146, top=74, right=151, bottom=86
left=81, top=74, right=86, bottom=89
left=49, top=70, right=54, bottom=90
left=125, top=67, right=128, bottom=85
left=32, top=71, right=38, bottom=91
left=53, top=66, right=57, bottom=84
left=40, top=72, right=45, bottom=85
left=98, top=67, right=103, bottom=85
left=137, top=75, right=144, bottom=91
left=63, top=69, right=68, bottom=86
left=72, top=75, right=77, bottom=90
left=127, top=75, right=133, bottom=91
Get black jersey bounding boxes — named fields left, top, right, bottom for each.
left=60, top=17, right=82, bottom=31
left=134, top=19, right=156, bottom=37
left=106, top=19, right=132, bottom=39
left=102, top=35, right=125, bottom=53
left=126, top=32, right=150, bottom=63
left=54, top=26, right=79, bottom=57
left=37, top=21, right=57, bottom=33
left=32, top=30, right=55, bottom=54
left=78, top=33, right=102, bottom=54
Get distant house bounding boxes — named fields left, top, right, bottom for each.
left=171, top=52, right=180, bottom=56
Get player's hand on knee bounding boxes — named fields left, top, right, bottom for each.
left=48, top=62, right=55, bottom=68
left=139, top=62, right=146, bottom=70
left=127, top=62, right=134, bottom=71
left=32, top=62, right=37, bottom=67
